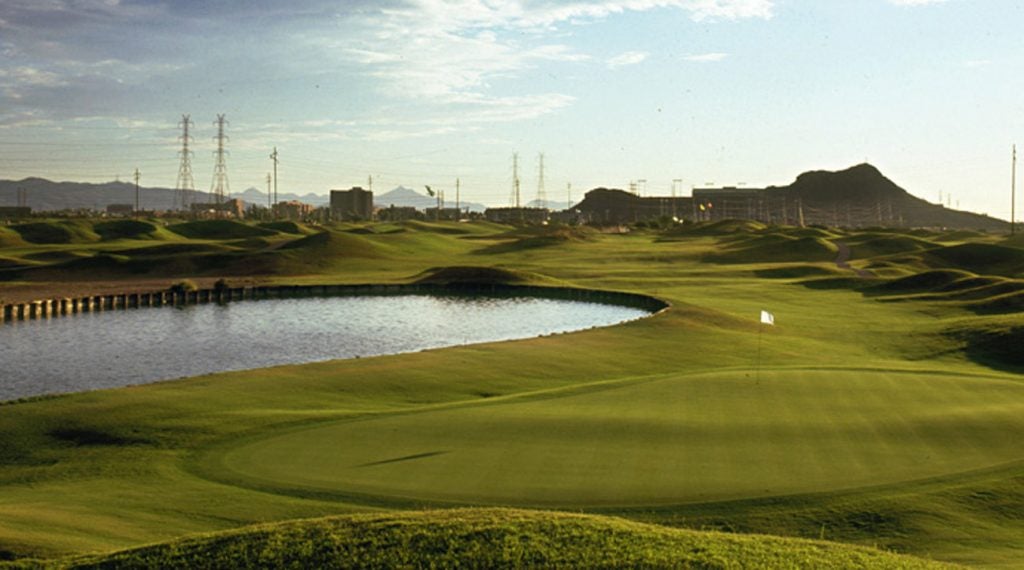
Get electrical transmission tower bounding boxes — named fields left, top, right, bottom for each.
left=536, top=153, right=547, bottom=209
left=210, top=114, right=230, bottom=209
left=175, top=114, right=195, bottom=211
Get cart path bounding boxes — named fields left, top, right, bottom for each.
left=833, top=241, right=873, bottom=278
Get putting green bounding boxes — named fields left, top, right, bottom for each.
left=211, top=368, right=1024, bottom=507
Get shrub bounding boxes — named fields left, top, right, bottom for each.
left=168, top=280, right=198, bottom=294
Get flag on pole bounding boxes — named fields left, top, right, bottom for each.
left=760, top=310, right=775, bottom=326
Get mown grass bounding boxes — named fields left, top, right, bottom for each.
left=0, top=219, right=1022, bottom=568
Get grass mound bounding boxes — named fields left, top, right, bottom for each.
left=0, top=256, right=27, bottom=270
left=755, top=264, right=844, bottom=279
left=257, top=221, right=312, bottom=235
left=663, top=219, right=768, bottom=237
left=12, top=220, right=100, bottom=244
left=413, top=265, right=552, bottom=286
left=51, top=509, right=955, bottom=570
left=946, top=320, right=1024, bottom=370
left=708, top=236, right=838, bottom=264
left=167, top=220, right=277, bottom=240
left=0, top=227, right=26, bottom=247
left=112, top=243, right=234, bottom=257
left=92, top=220, right=160, bottom=241
left=921, top=243, right=1024, bottom=277
left=400, top=220, right=479, bottom=235
left=478, top=226, right=595, bottom=254
left=279, top=230, right=386, bottom=261
left=847, top=235, right=937, bottom=258
left=870, top=270, right=975, bottom=295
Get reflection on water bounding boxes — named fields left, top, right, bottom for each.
left=0, top=294, right=649, bottom=401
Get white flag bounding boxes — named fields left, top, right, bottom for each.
left=760, top=310, right=774, bottom=326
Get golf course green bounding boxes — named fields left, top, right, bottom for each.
left=1, top=218, right=1023, bottom=567
left=211, top=367, right=1024, bottom=508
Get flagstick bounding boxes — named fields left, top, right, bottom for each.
left=756, top=322, right=762, bottom=384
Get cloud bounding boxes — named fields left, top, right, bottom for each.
left=334, top=1, right=772, bottom=129
left=608, top=51, right=649, bottom=69
left=963, top=59, right=992, bottom=68
left=887, top=0, right=946, bottom=5
left=683, top=52, right=729, bottom=62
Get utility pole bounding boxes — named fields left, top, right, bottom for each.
left=567, top=182, right=572, bottom=210
left=16, top=187, right=26, bottom=208
left=266, top=173, right=272, bottom=214
left=211, top=114, right=230, bottom=214
left=672, top=179, right=681, bottom=219
left=1013, top=144, right=1017, bottom=235
left=175, top=114, right=195, bottom=212
left=455, top=178, right=461, bottom=220
left=511, top=153, right=521, bottom=208
left=537, top=153, right=547, bottom=209
left=133, top=168, right=141, bottom=218
left=269, top=146, right=279, bottom=213
left=368, top=174, right=373, bottom=193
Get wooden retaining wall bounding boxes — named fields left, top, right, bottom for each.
left=0, top=284, right=668, bottom=325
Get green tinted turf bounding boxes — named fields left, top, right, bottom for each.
left=215, top=367, right=1024, bottom=507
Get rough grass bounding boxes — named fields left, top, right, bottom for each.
left=167, top=220, right=277, bottom=240
left=706, top=235, right=838, bottom=264
left=921, top=243, right=1024, bottom=277
left=0, top=227, right=26, bottom=248
left=412, top=265, right=556, bottom=286
left=476, top=225, right=596, bottom=254
left=10, top=223, right=75, bottom=244
left=91, top=220, right=160, bottom=241
left=36, top=509, right=956, bottom=570
left=256, top=221, right=312, bottom=235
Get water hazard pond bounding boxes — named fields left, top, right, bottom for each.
left=0, top=292, right=653, bottom=402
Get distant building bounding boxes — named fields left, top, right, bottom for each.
left=484, top=207, right=550, bottom=225
left=0, top=206, right=31, bottom=221
left=106, top=203, right=135, bottom=217
left=691, top=187, right=766, bottom=221
left=424, top=207, right=463, bottom=221
left=330, top=187, right=373, bottom=221
left=272, top=200, right=315, bottom=221
left=190, top=198, right=245, bottom=219
left=376, top=205, right=422, bottom=222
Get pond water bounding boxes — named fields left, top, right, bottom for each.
left=0, top=294, right=651, bottom=401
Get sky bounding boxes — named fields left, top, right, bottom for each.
left=1, top=0, right=1022, bottom=218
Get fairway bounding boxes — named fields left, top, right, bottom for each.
left=212, top=367, right=1024, bottom=507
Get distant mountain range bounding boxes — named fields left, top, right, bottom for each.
left=375, top=186, right=489, bottom=213
left=573, top=164, right=1008, bottom=231
left=0, top=166, right=1010, bottom=231
left=0, top=179, right=490, bottom=213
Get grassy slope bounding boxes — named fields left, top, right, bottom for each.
left=23, top=509, right=957, bottom=569
left=0, top=221, right=1022, bottom=567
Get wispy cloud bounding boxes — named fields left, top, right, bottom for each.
left=684, top=52, right=729, bottom=62
left=608, top=51, right=649, bottom=69
left=333, top=1, right=772, bottom=131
